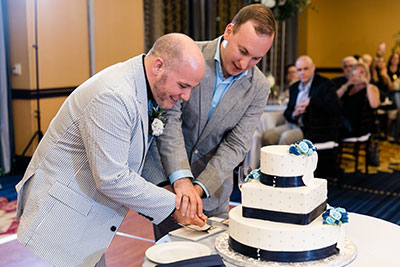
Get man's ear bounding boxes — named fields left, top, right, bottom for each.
left=223, top=23, right=234, bottom=41
left=152, top=57, right=164, bottom=75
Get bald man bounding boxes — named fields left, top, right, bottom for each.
left=262, top=55, right=339, bottom=145
left=15, top=33, right=205, bottom=267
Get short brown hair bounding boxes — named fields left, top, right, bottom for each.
left=231, top=4, right=276, bottom=36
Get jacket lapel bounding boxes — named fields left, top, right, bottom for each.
left=198, top=72, right=252, bottom=145
left=198, top=40, right=217, bottom=133
left=131, top=55, right=148, bottom=170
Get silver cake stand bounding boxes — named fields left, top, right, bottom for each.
left=215, top=233, right=357, bottom=267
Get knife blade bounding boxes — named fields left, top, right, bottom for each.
left=206, top=217, right=229, bottom=230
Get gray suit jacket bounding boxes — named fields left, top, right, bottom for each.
left=15, top=55, right=176, bottom=267
left=144, top=38, right=269, bottom=211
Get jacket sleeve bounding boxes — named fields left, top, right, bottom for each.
left=79, top=90, right=175, bottom=225
left=308, top=78, right=340, bottom=116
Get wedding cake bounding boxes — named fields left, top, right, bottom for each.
left=228, top=140, right=348, bottom=263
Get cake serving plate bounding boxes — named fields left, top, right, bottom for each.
left=215, top=233, right=357, bottom=267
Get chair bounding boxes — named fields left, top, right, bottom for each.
left=338, top=100, right=376, bottom=174
left=305, top=109, right=340, bottom=180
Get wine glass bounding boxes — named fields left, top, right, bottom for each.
left=237, top=165, right=252, bottom=189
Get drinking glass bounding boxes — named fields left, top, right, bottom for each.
left=237, top=165, right=252, bottom=189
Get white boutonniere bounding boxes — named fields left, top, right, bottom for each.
left=149, top=106, right=167, bottom=136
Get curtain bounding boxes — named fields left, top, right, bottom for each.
left=0, top=0, right=11, bottom=174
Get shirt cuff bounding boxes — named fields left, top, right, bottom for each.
left=169, top=169, right=194, bottom=184
left=193, top=180, right=210, bottom=198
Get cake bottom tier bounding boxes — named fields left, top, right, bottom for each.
left=229, top=206, right=340, bottom=262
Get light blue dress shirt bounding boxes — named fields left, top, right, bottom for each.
left=169, top=37, right=247, bottom=198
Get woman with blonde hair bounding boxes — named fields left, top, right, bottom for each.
left=337, top=63, right=380, bottom=138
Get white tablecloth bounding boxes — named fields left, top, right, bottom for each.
left=243, top=105, right=286, bottom=169
left=142, top=213, right=400, bottom=266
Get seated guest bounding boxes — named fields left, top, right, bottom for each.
left=332, top=56, right=358, bottom=90
left=337, top=63, right=380, bottom=138
left=282, top=64, right=299, bottom=97
left=387, top=52, right=400, bottom=83
left=371, top=56, right=397, bottom=139
left=262, top=55, right=340, bottom=145
left=359, top=53, right=373, bottom=69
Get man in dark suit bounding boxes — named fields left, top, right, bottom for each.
left=262, top=55, right=340, bottom=145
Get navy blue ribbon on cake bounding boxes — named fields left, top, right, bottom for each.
left=260, top=173, right=305, bottom=187
left=242, top=201, right=327, bottom=225
left=229, top=236, right=339, bottom=262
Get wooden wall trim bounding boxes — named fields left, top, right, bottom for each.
left=11, top=87, right=76, bottom=99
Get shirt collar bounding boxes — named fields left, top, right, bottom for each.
left=142, top=55, right=155, bottom=103
left=214, top=36, right=248, bottom=81
left=299, top=74, right=315, bottom=91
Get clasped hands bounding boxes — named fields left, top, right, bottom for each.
left=293, top=98, right=310, bottom=117
left=169, top=178, right=207, bottom=227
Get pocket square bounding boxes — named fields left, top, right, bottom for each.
left=155, top=254, right=225, bottom=267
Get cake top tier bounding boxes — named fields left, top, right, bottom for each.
left=260, top=140, right=318, bottom=186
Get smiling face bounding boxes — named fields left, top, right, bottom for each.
left=152, top=60, right=203, bottom=109
left=220, top=21, right=274, bottom=78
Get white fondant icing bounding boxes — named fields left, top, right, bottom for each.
left=241, top=179, right=327, bottom=214
left=229, top=206, right=340, bottom=252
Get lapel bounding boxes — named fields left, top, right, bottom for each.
left=131, top=55, right=148, bottom=170
left=197, top=40, right=217, bottom=134
left=196, top=39, right=252, bottom=145
left=308, top=74, right=320, bottom=97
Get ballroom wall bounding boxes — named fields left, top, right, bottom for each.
left=298, top=0, right=400, bottom=77
left=7, top=0, right=400, bottom=156
left=7, top=0, right=144, bottom=156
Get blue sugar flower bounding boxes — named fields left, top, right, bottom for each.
left=289, top=145, right=300, bottom=155
left=329, top=209, right=342, bottom=221
left=297, top=141, right=309, bottom=154
left=325, top=216, right=335, bottom=225
left=322, top=207, right=349, bottom=226
left=303, top=139, right=314, bottom=148
left=336, top=207, right=346, bottom=213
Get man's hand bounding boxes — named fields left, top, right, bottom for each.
left=162, top=184, right=174, bottom=193
left=172, top=206, right=207, bottom=227
left=173, top=178, right=206, bottom=220
left=293, top=98, right=310, bottom=117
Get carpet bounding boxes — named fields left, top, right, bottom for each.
left=0, top=197, right=18, bottom=241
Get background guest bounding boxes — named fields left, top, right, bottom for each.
left=262, top=55, right=340, bottom=145
left=337, top=63, right=380, bottom=138
left=332, top=56, right=358, bottom=91
left=371, top=56, right=397, bottom=140
left=282, top=64, right=299, bottom=98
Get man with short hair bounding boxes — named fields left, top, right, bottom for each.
left=15, top=33, right=206, bottom=267
left=143, top=4, right=276, bottom=240
left=332, top=56, right=358, bottom=93
left=262, top=55, right=339, bottom=145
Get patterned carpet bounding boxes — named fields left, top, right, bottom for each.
left=340, top=141, right=400, bottom=175
left=329, top=141, right=400, bottom=225
left=0, top=197, right=17, bottom=240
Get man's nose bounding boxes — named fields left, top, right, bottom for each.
left=180, top=89, right=191, bottom=102
left=238, top=57, right=251, bottom=70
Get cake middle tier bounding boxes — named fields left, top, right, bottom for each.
left=241, top=178, right=327, bottom=225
